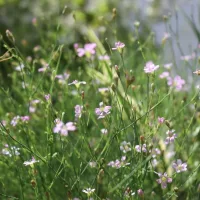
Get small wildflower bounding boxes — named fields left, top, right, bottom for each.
left=99, top=55, right=110, bottom=60
left=101, top=128, right=108, bottom=135
left=44, top=94, right=50, bottom=101
left=151, top=148, right=161, bottom=158
left=164, top=63, right=172, bottom=69
left=38, top=64, right=49, bottom=72
left=158, top=117, right=165, bottom=124
left=172, top=159, right=187, bottom=173
left=120, top=141, right=131, bottom=153
left=2, top=145, right=20, bottom=157
left=82, top=188, right=95, bottom=196
left=89, top=161, right=97, bottom=168
left=68, top=80, right=86, bottom=88
left=181, top=53, right=195, bottom=61
left=159, top=72, right=169, bottom=79
left=112, top=41, right=125, bottom=51
left=156, top=172, right=172, bottom=189
left=55, top=72, right=70, bottom=85
left=29, top=100, right=40, bottom=113
left=95, top=102, right=111, bottom=119
left=98, top=87, right=109, bottom=93
left=137, top=189, right=144, bottom=197
left=162, top=32, right=170, bottom=45
left=144, top=61, right=159, bottom=74
left=124, top=187, right=135, bottom=197
left=165, top=129, right=177, bottom=144
left=23, top=157, right=39, bottom=166
left=21, top=116, right=30, bottom=122
left=167, top=75, right=185, bottom=91
left=10, top=116, right=20, bottom=126
left=74, top=105, right=83, bottom=120
left=53, top=119, right=76, bottom=136
left=152, top=158, right=159, bottom=167
left=108, top=156, right=130, bottom=169
left=76, top=43, right=96, bottom=58
left=15, top=64, right=24, bottom=71
left=135, top=144, right=147, bottom=153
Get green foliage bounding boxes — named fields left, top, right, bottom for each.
left=0, top=1, right=200, bottom=200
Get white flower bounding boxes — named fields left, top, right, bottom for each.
left=82, top=188, right=95, bottom=196
left=23, top=157, right=39, bottom=166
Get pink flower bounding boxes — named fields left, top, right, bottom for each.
left=181, top=53, right=195, bottom=61
left=108, top=156, right=130, bottom=169
left=135, top=144, right=147, bottom=153
left=156, top=172, right=172, bottom=189
left=112, top=41, right=125, bottom=51
left=158, top=117, right=165, bottom=124
left=21, top=116, right=30, bottom=122
left=76, top=43, right=96, bottom=58
left=137, top=189, right=144, bottom=197
left=56, top=72, right=70, bottom=85
left=165, top=129, right=177, bottom=144
left=98, top=55, right=110, bottom=60
left=159, top=72, right=169, bottom=79
left=44, top=94, right=50, bottom=101
left=74, top=105, right=83, bottom=120
left=144, top=61, right=159, bottom=74
left=10, top=116, right=20, bottom=126
left=95, top=102, right=111, bottom=119
left=167, top=75, right=185, bottom=91
left=172, top=159, right=187, bottom=173
left=53, top=119, right=76, bottom=136
left=151, top=148, right=161, bottom=158
left=38, top=64, right=49, bottom=72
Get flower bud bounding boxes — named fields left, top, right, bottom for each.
left=6, top=30, right=15, bottom=43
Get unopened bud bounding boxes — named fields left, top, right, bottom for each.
left=134, top=21, right=140, bottom=28
left=81, top=91, right=84, bottom=100
left=137, top=189, right=144, bottom=197
left=6, top=30, right=15, bottom=43
left=112, top=8, right=117, bottom=19
left=31, top=180, right=36, bottom=187
left=111, top=83, right=116, bottom=92
left=165, top=120, right=171, bottom=129
left=97, top=169, right=104, bottom=184
left=140, top=135, right=145, bottom=143
left=126, top=73, right=135, bottom=88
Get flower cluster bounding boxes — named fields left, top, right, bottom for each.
left=135, top=144, right=147, bottom=153
left=11, top=115, right=30, bottom=126
left=108, top=156, right=130, bottom=169
left=165, top=129, right=177, bottom=144
left=2, top=145, right=20, bottom=157
left=53, top=118, right=76, bottom=136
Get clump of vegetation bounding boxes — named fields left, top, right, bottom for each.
left=0, top=1, right=200, bottom=199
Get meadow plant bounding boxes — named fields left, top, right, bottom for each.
left=0, top=2, right=200, bottom=200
